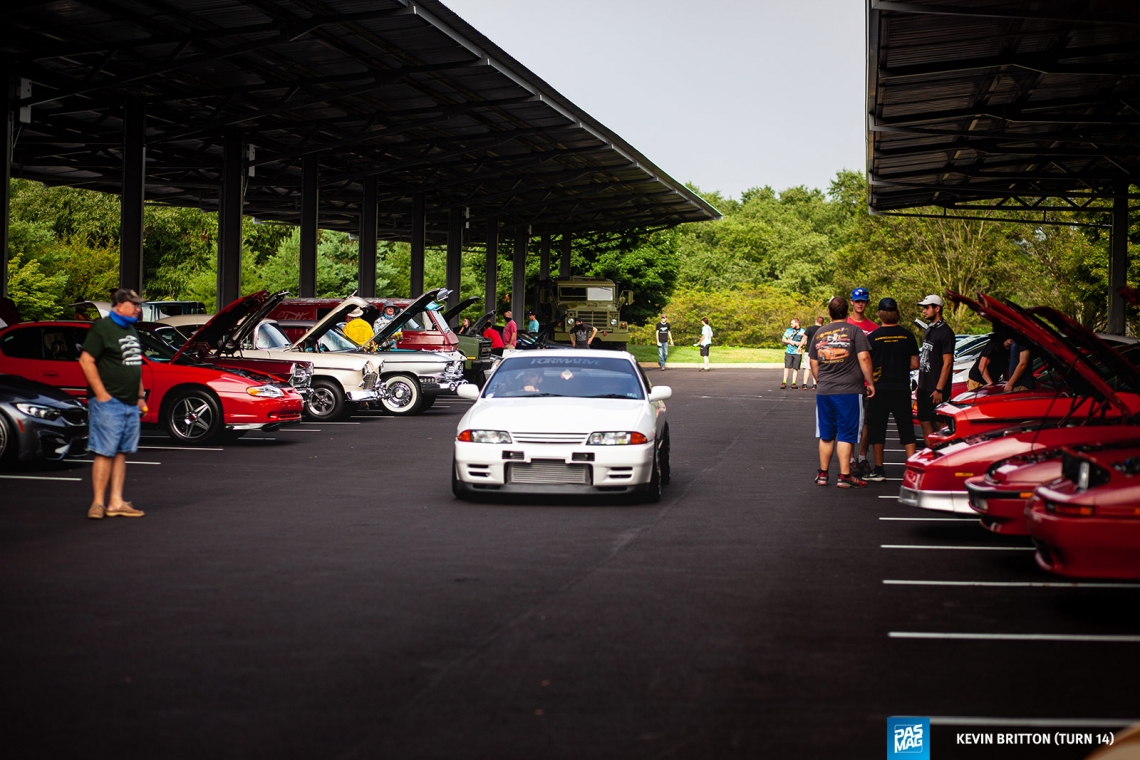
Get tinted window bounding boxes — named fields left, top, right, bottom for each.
left=1, top=327, right=42, bottom=359
left=484, top=356, right=644, bottom=399
left=42, top=327, right=84, bottom=361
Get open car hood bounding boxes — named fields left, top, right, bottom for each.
left=172, top=290, right=287, bottom=361
left=291, top=295, right=374, bottom=348
left=442, top=296, right=479, bottom=324
left=371, top=288, right=446, bottom=345
left=1025, top=305, right=1140, bottom=394
left=947, top=292, right=1129, bottom=415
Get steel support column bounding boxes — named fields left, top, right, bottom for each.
left=1, top=71, right=12, bottom=299
left=299, top=153, right=319, bottom=298
left=535, top=233, right=550, bottom=316
left=217, top=127, right=244, bottom=308
left=410, top=191, right=425, bottom=297
left=120, top=98, right=146, bottom=294
left=485, top=216, right=498, bottom=315
left=446, top=206, right=464, bottom=314
left=358, top=175, right=378, bottom=298
left=512, top=227, right=528, bottom=332
left=1108, top=180, right=1130, bottom=335
left=560, top=233, right=572, bottom=277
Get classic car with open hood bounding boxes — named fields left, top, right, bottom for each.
left=182, top=291, right=383, bottom=421
left=0, top=320, right=303, bottom=444
left=900, top=292, right=1140, bottom=513
left=1027, top=444, right=1140, bottom=579
left=268, top=289, right=465, bottom=415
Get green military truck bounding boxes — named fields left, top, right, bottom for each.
left=542, top=276, right=633, bottom=351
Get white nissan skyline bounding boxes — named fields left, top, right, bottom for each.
left=452, top=350, right=671, bottom=501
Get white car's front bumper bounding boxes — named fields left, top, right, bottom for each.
left=454, top=440, right=655, bottom=494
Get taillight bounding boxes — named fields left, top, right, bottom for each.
left=1045, top=501, right=1094, bottom=517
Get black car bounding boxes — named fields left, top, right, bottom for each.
left=0, top=374, right=88, bottom=466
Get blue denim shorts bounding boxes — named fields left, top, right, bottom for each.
left=815, top=393, right=863, bottom=444
left=88, top=397, right=141, bottom=456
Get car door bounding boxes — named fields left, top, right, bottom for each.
left=0, top=324, right=48, bottom=385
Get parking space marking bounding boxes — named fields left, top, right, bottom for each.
left=881, top=544, right=1035, bottom=551
left=884, top=579, right=1140, bottom=589
left=280, top=429, right=323, bottom=432
left=0, top=474, right=83, bottom=481
left=311, top=422, right=360, bottom=425
left=890, top=631, right=1140, bottom=643
left=878, top=495, right=899, bottom=499
left=138, top=446, right=222, bottom=451
left=929, top=716, right=1140, bottom=728
left=238, top=437, right=276, bottom=441
left=64, top=459, right=161, bottom=465
left=879, top=517, right=971, bottom=521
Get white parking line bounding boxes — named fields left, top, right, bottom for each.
left=64, top=459, right=161, bottom=465
left=312, top=422, right=360, bottom=425
left=884, top=579, right=1140, bottom=588
left=879, top=517, right=972, bottom=521
left=878, top=495, right=899, bottom=499
left=239, top=437, right=276, bottom=441
left=890, top=631, right=1140, bottom=642
left=0, top=474, right=83, bottom=481
left=929, top=716, right=1140, bottom=728
left=280, top=429, right=323, bottom=432
left=881, top=544, right=1035, bottom=551
left=139, top=445, right=223, bottom=451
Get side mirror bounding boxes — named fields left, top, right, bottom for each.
left=456, top=383, right=481, bottom=401
left=620, top=290, right=633, bottom=305
left=648, top=386, right=671, bottom=402
left=539, top=291, right=552, bottom=304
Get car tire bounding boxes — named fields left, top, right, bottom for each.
left=305, top=378, right=347, bottom=421
left=451, top=456, right=470, bottom=501
left=420, top=394, right=436, bottom=411
left=659, top=425, right=671, bottom=484
left=381, top=373, right=424, bottom=415
left=163, top=388, right=224, bottom=444
left=642, top=451, right=662, bottom=503
left=0, top=412, right=16, bottom=468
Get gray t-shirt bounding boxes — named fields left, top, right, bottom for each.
left=808, top=321, right=871, bottom=395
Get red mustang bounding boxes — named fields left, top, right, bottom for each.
left=900, top=293, right=1140, bottom=514
left=0, top=320, right=303, bottom=444
left=1027, top=445, right=1140, bottom=579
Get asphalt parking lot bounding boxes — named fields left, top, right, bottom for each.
left=2, top=368, right=1137, bottom=759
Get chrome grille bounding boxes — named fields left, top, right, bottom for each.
left=511, top=432, right=587, bottom=445
left=508, top=460, right=591, bottom=485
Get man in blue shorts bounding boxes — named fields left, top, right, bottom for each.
left=808, top=296, right=876, bottom=488
left=79, top=289, right=147, bottom=519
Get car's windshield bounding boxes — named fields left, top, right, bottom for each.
left=312, top=328, right=360, bottom=352
left=254, top=322, right=293, bottom=349
left=484, top=356, right=644, bottom=399
left=135, top=328, right=178, bottom=362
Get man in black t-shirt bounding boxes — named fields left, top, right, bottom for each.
left=569, top=318, right=597, bottom=349
left=916, top=294, right=955, bottom=440
left=655, top=315, right=673, bottom=370
left=967, top=335, right=1010, bottom=390
left=864, top=298, right=919, bottom=481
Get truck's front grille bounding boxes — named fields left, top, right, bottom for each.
left=576, top=311, right=610, bottom=327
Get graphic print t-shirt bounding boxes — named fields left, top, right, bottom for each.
left=782, top=327, right=806, bottom=355
left=868, top=325, right=919, bottom=392
left=571, top=324, right=593, bottom=346
left=82, top=318, right=143, bottom=404
left=656, top=321, right=671, bottom=345
left=808, top=322, right=870, bottom=395
left=918, top=320, right=955, bottom=391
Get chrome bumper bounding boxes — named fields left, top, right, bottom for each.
left=346, top=389, right=380, bottom=402
left=898, top=486, right=975, bottom=514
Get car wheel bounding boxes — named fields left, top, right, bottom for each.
left=0, top=413, right=15, bottom=468
left=643, top=451, right=662, bottom=503
left=163, top=389, right=224, bottom=444
left=381, top=373, right=423, bottom=415
left=451, top=456, right=470, bottom=501
left=659, top=426, right=671, bottom=484
left=420, top=394, right=437, bottom=411
left=305, top=379, right=346, bottom=421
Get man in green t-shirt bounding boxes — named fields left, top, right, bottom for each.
left=79, top=289, right=147, bottom=519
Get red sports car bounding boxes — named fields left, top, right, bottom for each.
left=1027, top=445, right=1140, bottom=579
left=0, top=320, right=303, bottom=444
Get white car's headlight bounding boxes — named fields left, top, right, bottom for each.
left=246, top=385, right=284, bottom=398
left=15, top=403, right=62, bottom=420
left=457, top=429, right=513, bottom=444
left=587, top=431, right=648, bottom=445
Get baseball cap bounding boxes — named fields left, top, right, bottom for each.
left=850, top=287, right=870, bottom=302
left=111, top=288, right=143, bottom=305
left=877, top=297, right=898, bottom=311
left=917, top=294, right=944, bottom=307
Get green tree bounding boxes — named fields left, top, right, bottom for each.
left=6, top=253, right=67, bottom=321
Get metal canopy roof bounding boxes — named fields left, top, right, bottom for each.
left=866, top=0, right=1140, bottom=214
left=3, top=0, right=719, bottom=240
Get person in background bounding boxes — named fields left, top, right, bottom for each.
left=483, top=320, right=506, bottom=356
left=808, top=296, right=875, bottom=488
left=342, top=307, right=373, bottom=346
left=864, top=298, right=919, bottom=482
left=916, top=294, right=955, bottom=440
left=459, top=316, right=472, bottom=334
left=502, top=310, right=518, bottom=349
left=655, top=314, right=674, bottom=371
left=780, top=318, right=806, bottom=389
left=847, top=287, right=878, bottom=335
left=697, top=317, right=713, bottom=371
left=526, top=311, right=540, bottom=334
left=569, top=317, right=596, bottom=349
left=803, top=315, right=825, bottom=389
left=79, top=289, right=147, bottom=519
left=967, top=334, right=1010, bottom=391
left=1005, top=337, right=1036, bottom=392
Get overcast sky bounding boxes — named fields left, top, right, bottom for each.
left=442, top=0, right=866, bottom=201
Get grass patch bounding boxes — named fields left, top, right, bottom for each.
left=628, top=345, right=786, bottom=364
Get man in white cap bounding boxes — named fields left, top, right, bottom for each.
left=916, top=294, right=955, bottom=440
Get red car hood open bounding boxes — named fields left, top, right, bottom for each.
left=172, top=290, right=287, bottom=362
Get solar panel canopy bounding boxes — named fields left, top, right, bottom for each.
left=4, top=0, right=719, bottom=240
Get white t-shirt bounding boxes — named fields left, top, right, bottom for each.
left=699, top=324, right=713, bottom=346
